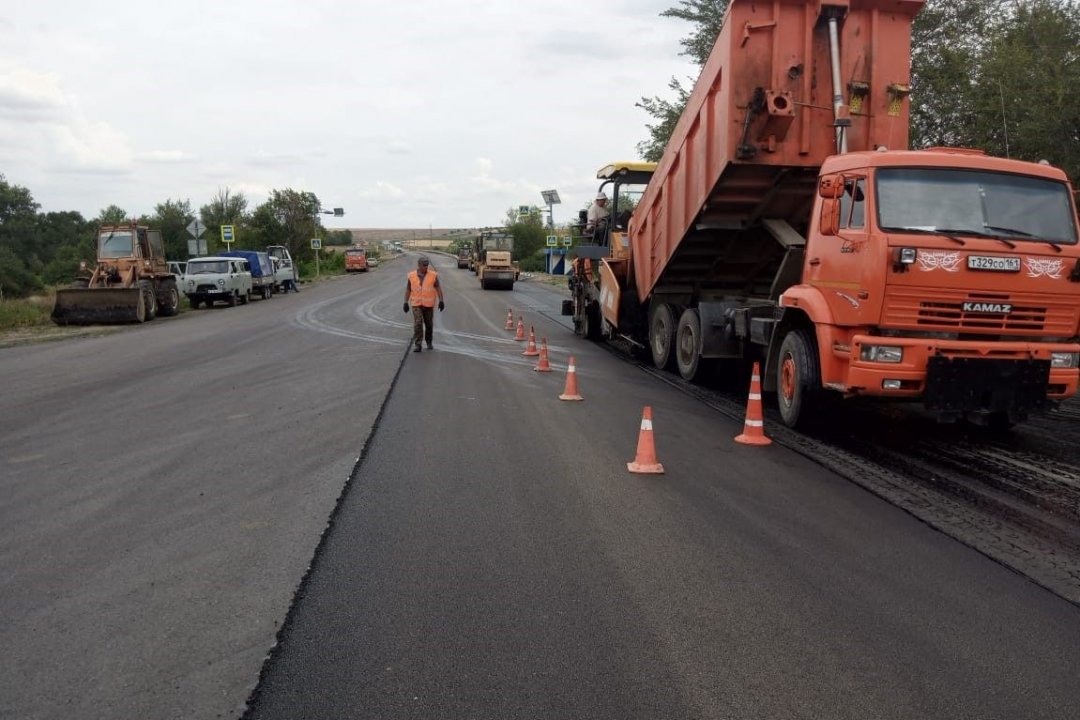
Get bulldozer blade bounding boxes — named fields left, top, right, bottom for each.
left=51, top=288, right=143, bottom=325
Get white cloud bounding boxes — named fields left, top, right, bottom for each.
left=0, top=1, right=697, bottom=226
left=142, top=150, right=198, bottom=164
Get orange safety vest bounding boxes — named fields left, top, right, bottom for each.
left=408, top=269, right=439, bottom=307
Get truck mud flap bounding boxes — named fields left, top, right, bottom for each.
left=51, top=288, right=142, bottom=325
left=924, top=356, right=1050, bottom=415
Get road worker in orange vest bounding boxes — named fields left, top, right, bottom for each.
left=403, top=256, right=445, bottom=352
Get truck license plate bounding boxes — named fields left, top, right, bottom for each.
left=967, top=255, right=1020, bottom=272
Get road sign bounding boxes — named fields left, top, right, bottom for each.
left=187, top=239, right=208, bottom=256
left=186, top=220, right=205, bottom=238
left=562, top=236, right=573, bottom=247
left=546, top=235, right=558, bottom=247
left=220, top=225, right=235, bottom=244
left=311, top=238, right=322, bottom=250
left=518, top=205, right=530, bottom=216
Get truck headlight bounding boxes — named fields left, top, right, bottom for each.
left=217, top=279, right=225, bottom=287
left=1051, top=352, right=1079, bottom=368
left=860, top=345, right=904, bottom=363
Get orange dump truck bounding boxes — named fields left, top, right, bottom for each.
left=576, top=0, right=1080, bottom=429
left=344, top=246, right=368, bottom=272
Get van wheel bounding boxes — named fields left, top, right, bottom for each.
left=240, top=290, right=250, bottom=305
left=777, top=328, right=821, bottom=428
left=227, top=291, right=237, bottom=307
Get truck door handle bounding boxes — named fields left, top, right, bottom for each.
left=808, top=258, right=821, bottom=266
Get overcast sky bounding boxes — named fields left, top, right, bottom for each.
left=0, top=1, right=700, bottom=229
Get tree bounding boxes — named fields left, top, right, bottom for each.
left=0, top=175, right=41, bottom=297
left=200, top=187, right=249, bottom=255
left=636, top=78, right=693, bottom=162
left=147, top=199, right=196, bottom=260
left=259, top=188, right=322, bottom=261
left=35, top=211, right=93, bottom=284
left=969, top=1, right=1080, bottom=180
left=503, top=206, right=548, bottom=261
left=637, top=1, right=727, bottom=161
left=909, top=0, right=1008, bottom=148
left=95, top=205, right=128, bottom=225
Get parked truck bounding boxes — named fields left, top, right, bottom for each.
left=267, top=245, right=299, bottom=292
left=52, top=223, right=180, bottom=324
left=473, top=230, right=516, bottom=290
left=344, top=246, right=368, bottom=272
left=571, top=0, right=1080, bottom=430
left=221, top=250, right=276, bottom=299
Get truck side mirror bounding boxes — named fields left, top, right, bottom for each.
left=818, top=174, right=845, bottom=199
left=820, top=198, right=841, bottom=236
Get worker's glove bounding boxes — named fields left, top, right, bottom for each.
left=402, top=303, right=410, bottom=313
left=438, top=301, right=445, bottom=312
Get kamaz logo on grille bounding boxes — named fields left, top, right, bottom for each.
left=962, top=301, right=1012, bottom=314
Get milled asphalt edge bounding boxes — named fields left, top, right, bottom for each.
left=238, top=341, right=414, bottom=718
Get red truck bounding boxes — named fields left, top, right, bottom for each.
left=570, top=0, right=1080, bottom=429
left=344, top=246, right=368, bottom=272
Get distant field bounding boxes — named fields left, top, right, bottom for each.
left=344, top=228, right=472, bottom=249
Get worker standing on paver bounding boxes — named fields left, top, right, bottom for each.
left=403, top=256, right=445, bottom=352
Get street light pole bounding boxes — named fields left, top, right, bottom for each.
left=311, top=206, right=345, bottom=280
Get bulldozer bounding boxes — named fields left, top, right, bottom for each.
left=52, top=223, right=181, bottom=325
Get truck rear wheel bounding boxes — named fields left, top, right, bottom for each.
left=777, top=328, right=821, bottom=428
left=675, top=308, right=705, bottom=381
left=649, top=303, right=679, bottom=371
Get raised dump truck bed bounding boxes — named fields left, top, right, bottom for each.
left=630, top=0, right=921, bottom=302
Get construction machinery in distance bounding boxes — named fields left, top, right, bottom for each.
left=472, top=230, right=516, bottom=290
left=52, top=223, right=180, bottom=325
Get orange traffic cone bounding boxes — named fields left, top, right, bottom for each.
left=627, top=406, right=664, bottom=474
left=505, top=309, right=514, bottom=331
left=534, top=338, right=552, bottom=372
left=558, top=356, right=584, bottom=401
left=522, top=326, right=540, bottom=357
left=735, top=362, right=772, bottom=446
left=514, top=316, right=526, bottom=341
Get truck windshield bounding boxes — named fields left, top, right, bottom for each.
left=187, top=261, right=229, bottom=274
left=99, top=231, right=134, bottom=258
left=877, top=167, right=1077, bottom=245
left=345, top=250, right=365, bottom=256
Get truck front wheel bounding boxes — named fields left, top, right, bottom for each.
left=776, top=329, right=821, bottom=428
left=139, top=281, right=157, bottom=320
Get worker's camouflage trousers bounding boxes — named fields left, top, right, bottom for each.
left=412, top=306, right=434, bottom=347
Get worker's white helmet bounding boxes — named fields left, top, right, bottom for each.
left=595, top=192, right=608, bottom=201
